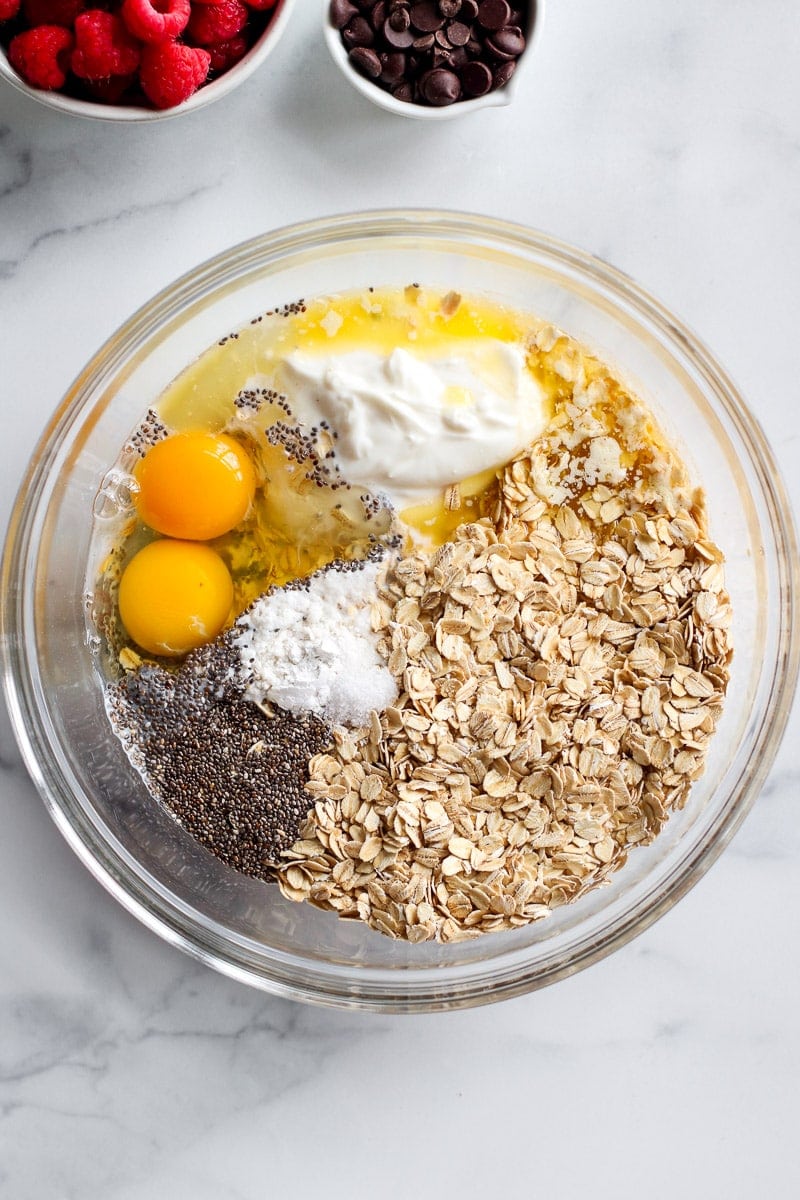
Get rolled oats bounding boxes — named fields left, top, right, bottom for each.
left=277, top=329, right=732, bottom=942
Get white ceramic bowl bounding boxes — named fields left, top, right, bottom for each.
left=0, top=0, right=296, bottom=122
left=323, top=0, right=544, bottom=120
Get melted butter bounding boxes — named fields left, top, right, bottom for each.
left=280, top=287, right=528, bottom=358
left=399, top=466, right=499, bottom=545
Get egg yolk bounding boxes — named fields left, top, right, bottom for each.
left=134, top=432, right=256, bottom=541
left=118, top=539, right=234, bottom=658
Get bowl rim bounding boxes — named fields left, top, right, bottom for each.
left=0, top=0, right=296, bottom=122
left=2, top=208, right=798, bottom=1011
left=322, top=0, right=545, bottom=120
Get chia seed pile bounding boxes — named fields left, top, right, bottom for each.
left=108, top=634, right=330, bottom=878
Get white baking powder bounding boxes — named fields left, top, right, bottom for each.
left=235, top=560, right=397, bottom=728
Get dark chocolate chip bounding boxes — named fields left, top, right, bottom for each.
left=420, top=66, right=461, bottom=103
left=330, top=0, right=359, bottom=30
left=439, top=0, right=461, bottom=15
left=492, top=57, right=516, bottom=87
left=410, top=1, right=446, bottom=32
left=412, top=32, right=435, bottom=49
left=446, top=19, right=470, bottom=45
left=432, top=46, right=452, bottom=67
left=342, top=15, right=375, bottom=47
left=477, top=0, right=510, bottom=30
left=392, top=81, right=414, bottom=101
left=460, top=58, right=492, bottom=95
left=460, top=0, right=478, bottom=17
left=388, top=5, right=411, bottom=28
left=349, top=45, right=383, bottom=77
left=370, top=0, right=388, bottom=29
left=380, top=50, right=407, bottom=81
left=347, top=46, right=383, bottom=78
left=486, top=24, right=526, bottom=58
left=448, top=44, right=469, bottom=68
left=384, top=16, right=415, bottom=45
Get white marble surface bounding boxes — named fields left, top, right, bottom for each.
left=1, top=2, right=799, bottom=1196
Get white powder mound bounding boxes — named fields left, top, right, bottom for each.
left=235, top=561, right=397, bottom=728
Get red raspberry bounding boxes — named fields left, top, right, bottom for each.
left=206, top=33, right=248, bottom=73
left=120, top=0, right=190, bottom=44
left=8, top=24, right=73, bottom=88
left=139, top=39, right=209, bottom=108
left=186, top=0, right=247, bottom=46
left=82, top=69, right=136, bottom=100
left=22, top=0, right=85, bottom=27
left=242, top=0, right=277, bottom=10
left=0, top=0, right=22, bottom=22
left=71, top=10, right=140, bottom=79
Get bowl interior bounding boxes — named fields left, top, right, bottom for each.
left=3, top=212, right=796, bottom=1008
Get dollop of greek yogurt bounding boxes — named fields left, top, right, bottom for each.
left=274, top=340, right=547, bottom=510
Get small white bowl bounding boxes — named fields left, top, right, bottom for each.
left=0, top=0, right=296, bottom=122
left=323, top=0, right=544, bottom=120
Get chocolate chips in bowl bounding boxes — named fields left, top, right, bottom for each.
left=324, top=0, right=541, bottom=117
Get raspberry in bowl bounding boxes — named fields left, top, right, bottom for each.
left=0, top=0, right=296, bottom=119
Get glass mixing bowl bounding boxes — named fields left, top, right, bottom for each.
left=2, top=211, right=797, bottom=1011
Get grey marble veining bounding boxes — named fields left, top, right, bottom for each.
left=1, top=2, right=799, bottom=1197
